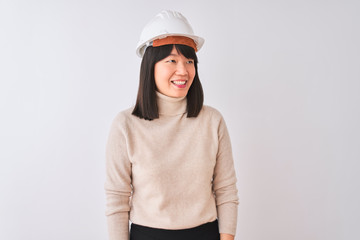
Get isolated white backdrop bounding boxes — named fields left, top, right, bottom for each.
left=1, top=0, right=359, bottom=239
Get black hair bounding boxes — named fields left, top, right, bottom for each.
left=132, top=44, right=204, bottom=120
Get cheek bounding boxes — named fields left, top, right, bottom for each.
left=154, top=65, right=172, bottom=88
left=155, top=63, right=171, bottom=77
left=189, top=67, right=196, bottom=81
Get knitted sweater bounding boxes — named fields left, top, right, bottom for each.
left=104, top=91, right=239, bottom=240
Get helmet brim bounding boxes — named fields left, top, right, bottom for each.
left=136, top=33, right=204, bottom=58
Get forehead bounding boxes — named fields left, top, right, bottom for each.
left=168, top=46, right=184, bottom=57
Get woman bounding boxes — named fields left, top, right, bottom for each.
left=105, top=10, right=239, bottom=240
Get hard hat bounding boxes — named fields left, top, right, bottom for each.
left=136, top=10, right=205, bottom=57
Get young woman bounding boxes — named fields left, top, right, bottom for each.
left=105, top=10, right=239, bottom=240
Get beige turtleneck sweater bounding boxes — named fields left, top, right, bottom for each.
left=105, top=91, right=239, bottom=240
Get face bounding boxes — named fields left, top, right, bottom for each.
left=154, top=46, right=196, bottom=98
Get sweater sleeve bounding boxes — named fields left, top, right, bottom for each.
left=212, top=114, right=239, bottom=236
left=104, top=114, right=132, bottom=240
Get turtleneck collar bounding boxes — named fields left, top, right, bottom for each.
left=156, top=91, right=187, bottom=116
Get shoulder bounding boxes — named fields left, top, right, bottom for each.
left=112, top=107, right=134, bottom=122
left=196, top=105, right=227, bottom=130
left=200, top=105, right=225, bottom=122
left=200, top=105, right=231, bottom=137
left=109, top=107, right=135, bottom=132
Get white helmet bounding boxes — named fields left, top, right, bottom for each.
left=136, top=10, right=205, bottom=57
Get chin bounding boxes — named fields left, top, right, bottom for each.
left=172, top=92, right=188, bottom=98
left=160, top=89, right=189, bottom=98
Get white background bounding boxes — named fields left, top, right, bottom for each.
left=1, top=0, right=359, bottom=239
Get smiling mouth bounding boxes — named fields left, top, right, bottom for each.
left=171, top=80, right=187, bottom=88
left=171, top=80, right=187, bottom=85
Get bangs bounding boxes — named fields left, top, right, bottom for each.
left=149, top=44, right=198, bottom=63
left=174, top=44, right=198, bottom=62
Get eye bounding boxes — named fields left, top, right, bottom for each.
left=187, top=59, right=194, bottom=64
left=166, top=59, right=176, bottom=63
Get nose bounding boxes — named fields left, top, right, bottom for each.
left=175, top=62, right=188, bottom=76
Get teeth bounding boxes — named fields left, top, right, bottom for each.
left=172, top=80, right=186, bottom=85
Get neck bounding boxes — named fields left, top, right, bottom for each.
left=156, top=91, right=187, bottom=116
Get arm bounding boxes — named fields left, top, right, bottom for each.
left=221, top=233, right=235, bottom=240
left=104, top=115, right=132, bottom=240
left=212, top=114, right=239, bottom=237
